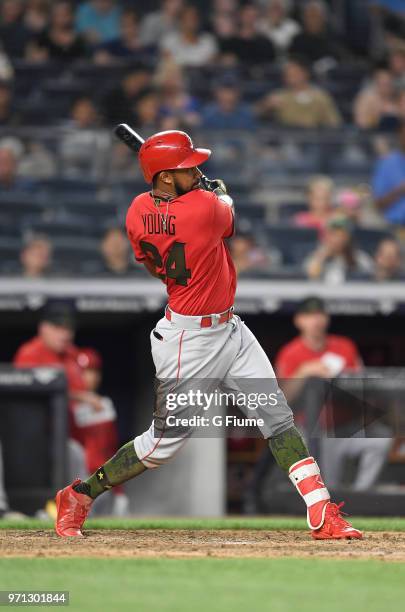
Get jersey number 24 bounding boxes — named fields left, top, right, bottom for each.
left=140, top=241, right=191, bottom=286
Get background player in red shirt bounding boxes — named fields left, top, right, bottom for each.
left=14, top=302, right=90, bottom=484
left=75, top=348, right=129, bottom=516
left=55, top=130, right=362, bottom=540
left=276, top=296, right=391, bottom=492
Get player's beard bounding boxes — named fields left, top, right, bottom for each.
left=173, top=177, right=200, bottom=197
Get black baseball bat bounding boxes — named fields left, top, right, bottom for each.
left=114, top=123, right=144, bottom=153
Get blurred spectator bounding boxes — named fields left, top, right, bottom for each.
left=288, top=0, right=342, bottom=64
left=94, top=8, right=156, bottom=65
left=20, top=234, right=53, bottom=278
left=0, top=81, right=20, bottom=126
left=229, top=233, right=275, bottom=275
left=23, top=0, right=50, bottom=36
left=333, top=188, right=363, bottom=226
left=370, top=2, right=405, bottom=58
left=19, top=140, right=57, bottom=178
left=371, top=0, right=405, bottom=14
left=213, top=0, right=238, bottom=14
left=353, top=67, right=400, bottom=130
left=155, top=60, right=201, bottom=130
left=0, top=45, right=13, bottom=80
left=388, top=45, right=405, bottom=81
left=372, top=121, right=405, bottom=224
left=373, top=237, right=404, bottom=280
left=161, top=5, right=218, bottom=67
left=219, top=4, right=276, bottom=68
left=36, top=0, right=87, bottom=62
left=107, top=142, right=140, bottom=180
left=0, top=0, right=31, bottom=58
left=133, top=89, right=161, bottom=132
left=211, top=0, right=237, bottom=52
left=65, top=96, right=101, bottom=129
left=75, top=0, right=121, bottom=44
left=140, top=0, right=183, bottom=46
left=294, top=175, right=334, bottom=236
left=259, top=0, right=300, bottom=56
left=60, top=97, right=108, bottom=178
left=202, top=82, right=256, bottom=130
left=102, top=67, right=151, bottom=126
left=258, top=56, right=342, bottom=128
left=0, top=145, right=34, bottom=191
left=276, top=296, right=391, bottom=492
left=75, top=347, right=130, bottom=516
left=304, top=216, right=374, bottom=282
left=397, top=89, right=405, bottom=123
left=24, top=38, right=49, bottom=63
left=100, top=227, right=133, bottom=276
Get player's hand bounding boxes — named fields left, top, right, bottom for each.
left=200, top=175, right=228, bottom=196
left=81, top=392, right=104, bottom=412
left=296, top=360, right=332, bottom=379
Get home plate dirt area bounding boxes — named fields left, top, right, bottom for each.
left=1, top=529, right=405, bottom=560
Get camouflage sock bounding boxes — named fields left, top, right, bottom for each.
left=73, top=441, right=147, bottom=499
left=269, top=426, right=310, bottom=473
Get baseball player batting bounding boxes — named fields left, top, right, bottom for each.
left=55, top=130, right=362, bottom=540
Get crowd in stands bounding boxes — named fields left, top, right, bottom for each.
left=1, top=0, right=405, bottom=280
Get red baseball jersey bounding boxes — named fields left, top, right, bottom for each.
left=275, top=335, right=362, bottom=378
left=275, top=334, right=362, bottom=429
left=14, top=337, right=87, bottom=439
left=126, top=188, right=236, bottom=315
left=14, top=337, right=86, bottom=393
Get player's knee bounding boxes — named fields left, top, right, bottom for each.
left=134, top=430, right=186, bottom=469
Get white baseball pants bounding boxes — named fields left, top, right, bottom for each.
left=134, top=312, right=294, bottom=468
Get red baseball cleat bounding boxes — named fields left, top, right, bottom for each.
left=311, top=502, right=363, bottom=540
left=55, top=479, right=92, bottom=537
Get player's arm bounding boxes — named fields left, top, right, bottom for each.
left=143, top=257, right=164, bottom=279
left=372, top=159, right=405, bottom=210
left=200, top=179, right=235, bottom=239
left=374, top=182, right=405, bottom=210
left=214, top=192, right=235, bottom=239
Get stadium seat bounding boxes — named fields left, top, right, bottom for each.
left=264, top=225, right=318, bottom=265
left=236, top=203, right=266, bottom=223
left=12, top=61, right=64, bottom=96
left=0, top=214, right=20, bottom=238
left=21, top=216, right=104, bottom=240
left=328, top=157, right=372, bottom=176
left=52, top=237, right=101, bottom=273
left=72, top=64, right=134, bottom=89
left=277, top=202, right=308, bottom=222
left=353, top=228, right=393, bottom=256
left=58, top=198, right=119, bottom=220
left=0, top=194, right=45, bottom=219
left=39, top=178, right=100, bottom=196
left=0, top=238, right=22, bottom=274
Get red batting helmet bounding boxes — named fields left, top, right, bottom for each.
left=77, top=348, right=102, bottom=370
left=138, top=130, right=211, bottom=183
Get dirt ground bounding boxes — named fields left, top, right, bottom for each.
left=1, top=529, right=405, bottom=560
